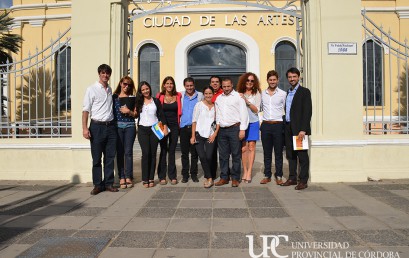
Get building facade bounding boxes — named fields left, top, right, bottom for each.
left=0, top=0, right=408, bottom=182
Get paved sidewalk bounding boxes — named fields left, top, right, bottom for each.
left=0, top=151, right=408, bottom=258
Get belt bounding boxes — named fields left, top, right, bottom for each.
left=221, top=122, right=240, bottom=129
left=263, top=120, right=283, bottom=124
left=182, top=125, right=192, bottom=129
left=91, top=119, right=115, bottom=126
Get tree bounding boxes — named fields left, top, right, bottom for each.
left=0, top=10, right=22, bottom=64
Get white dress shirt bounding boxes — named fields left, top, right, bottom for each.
left=192, top=101, right=215, bottom=138
left=261, top=87, right=286, bottom=121
left=139, top=99, right=159, bottom=127
left=215, top=90, right=249, bottom=130
left=82, top=81, right=114, bottom=122
left=245, top=91, right=261, bottom=123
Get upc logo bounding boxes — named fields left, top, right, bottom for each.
left=247, top=235, right=289, bottom=258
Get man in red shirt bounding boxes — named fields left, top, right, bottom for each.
left=210, top=75, right=223, bottom=103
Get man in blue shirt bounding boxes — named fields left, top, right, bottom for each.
left=180, top=77, right=203, bottom=183
left=281, top=67, right=312, bottom=190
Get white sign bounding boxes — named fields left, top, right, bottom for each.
left=328, top=42, right=357, bottom=55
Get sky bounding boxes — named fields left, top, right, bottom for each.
left=0, top=0, right=13, bottom=9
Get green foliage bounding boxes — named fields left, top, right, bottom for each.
left=0, top=10, right=23, bottom=64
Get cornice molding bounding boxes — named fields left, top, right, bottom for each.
left=12, top=14, right=71, bottom=28
left=10, top=2, right=71, bottom=11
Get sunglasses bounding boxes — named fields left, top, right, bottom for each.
left=247, top=79, right=254, bottom=83
left=122, top=82, right=130, bottom=86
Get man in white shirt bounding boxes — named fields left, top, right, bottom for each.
left=82, top=64, right=118, bottom=195
left=260, top=70, right=287, bottom=185
left=214, top=78, right=249, bottom=187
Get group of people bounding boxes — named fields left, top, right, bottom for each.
left=82, top=64, right=312, bottom=196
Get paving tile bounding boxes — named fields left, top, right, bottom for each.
left=241, top=187, right=271, bottom=193
left=211, top=232, right=258, bottom=249
left=253, top=218, right=301, bottom=232
left=144, top=199, right=180, bottom=208
left=210, top=249, right=257, bottom=258
left=212, top=218, right=254, bottom=232
left=376, top=196, right=409, bottom=212
left=154, top=248, right=208, bottom=258
left=65, top=207, right=106, bottom=216
left=73, top=230, right=119, bottom=239
left=136, top=208, right=176, bottom=218
left=322, top=206, right=366, bottom=217
left=307, top=230, right=361, bottom=247
left=213, top=208, right=249, bottom=218
left=18, top=236, right=110, bottom=257
left=17, top=229, right=76, bottom=244
left=29, top=205, right=74, bottom=216
left=186, top=187, right=212, bottom=192
left=354, top=230, right=409, bottom=246
left=250, top=208, right=289, bottom=218
left=291, top=215, right=345, bottom=231
left=174, top=208, right=212, bottom=218
left=111, top=231, right=164, bottom=248
left=151, top=192, right=184, bottom=200
left=0, top=227, right=33, bottom=247
left=390, top=190, right=409, bottom=198
left=349, top=185, right=382, bottom=191
left=157, top=187, right=187, bottom=193
left=260, top=231, right=308, bottom=247
left=99, top=247, right=155, bottom=258
left=167, top=218, right=211, bottom=232
left=0, top=215, right=15, bottom=226
left=179, top=200, right=212, bottom=208
left=2, top=215, right=56, bottom=228
left=375, top=214, right=409, bottom=229
left=213, top=192, right=244, bottom=200
left=360, top=190, right=398, bottom=198
left=336, top=216, right=389, bottom=230
left=214, top=187, right=242, bottom=192
left=244, top=192, right=275, bottom=199
left=124, top=218, right=170, bottom=231
left=0, top=244, right=31, bottom=257
left=99, top=205, right=141, bottom=217
left=161, top=232, right=209, bottom=249
left=247, top=199, right=281, bottom=207
left=303, top=185, right=327, bottom=191
left=40, top=216, right=93, bottom=230
left=81, top=216, right=132, bottom=230
left=183, top=192, right=213, bottom=200
left=378, top=184, right=409, bottom=190
left=213, top=199, right=247, bottom=208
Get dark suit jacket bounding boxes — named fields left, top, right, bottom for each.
left=287, top=85, right=312, bottom=135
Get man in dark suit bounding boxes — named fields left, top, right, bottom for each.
left=281, top=67, right=312, bottom=190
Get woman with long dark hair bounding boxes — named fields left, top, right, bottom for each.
left=190, top=86, right=220, bottom=188
left=236, top=72, right=261, bottom=183
left=136, top=81, right=167, bottom=188
left=113, top=76, right=137, bottom=189
left=156, top=76, right=182, bottom=185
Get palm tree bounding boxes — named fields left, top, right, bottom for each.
left=1, top=10, right=22, bottom=117
left=0, top=10, right=23, bottom=64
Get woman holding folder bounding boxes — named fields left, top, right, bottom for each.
left=113, top=76, right=137, bottom=189
left=136, top=81, right=168, bottom=188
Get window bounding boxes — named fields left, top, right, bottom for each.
left=275, top=41, right=296, bottom=92
left=55, top=46, right=71, bottom=112
left=188, top=43, right=246, bottom=91
left=363, top=40, right=383, bottom=106
left=139, top=44, right=160, bottom=96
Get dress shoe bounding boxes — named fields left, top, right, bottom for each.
left=275, top=177, right=283, bottom=185
left=181, top=178, right=189, bottom=183
left=260, top=177, right=271, bottom=184
left=295, top=182, right=308, bottom=190
left=280, top=179, right=297, bottom=186
left=192, top=177, right=199, bottom=183
left=105, top=186, right=119, bottom=192
left=231, top=180, right=240, bottom=187
left=215, top=178, right=229, bottom=186
left=90, top=187, right=103, bottom=195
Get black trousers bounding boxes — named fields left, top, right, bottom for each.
left=260, top=122, right=284, bottom=178
left=158, top=125, right=179, bottom=180
left=284, top=123, right=309, bottom=183
left=89, top=122, right=117, bottom=188
left=138, top=125, right=159, bottom=182
left=195, top=134, right=217, bottom=179
left=180, top=126, right=198, bottom=179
